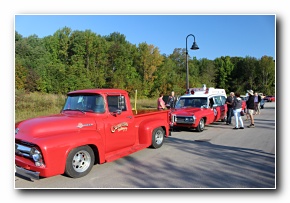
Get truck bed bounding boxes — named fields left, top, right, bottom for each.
left=132, top=109, right=161, bottom=115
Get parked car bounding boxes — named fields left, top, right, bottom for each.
left=264, top=95, right=275, bottom=102
left=170, top=86, right=230, bottom=132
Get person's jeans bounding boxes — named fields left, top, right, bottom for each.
left=233, top=108, right=244, bottom=128
left=226, top=107, right=233, bottom=124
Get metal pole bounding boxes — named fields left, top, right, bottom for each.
left=185, top=34, right=198, bottom=90
left=186, top=37, right=189, bottom=90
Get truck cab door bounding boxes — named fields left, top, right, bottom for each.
left=104, top=94, right=136, bottom=153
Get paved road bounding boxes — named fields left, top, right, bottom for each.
left=15, top=102, right=276, bottom=189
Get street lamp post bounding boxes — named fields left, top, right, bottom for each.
left=186, top=34, right=199, bottom=90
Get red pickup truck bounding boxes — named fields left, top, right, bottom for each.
left=15, top=89, right=171, bottom=180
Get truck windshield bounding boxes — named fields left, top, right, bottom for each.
left=175, top=97, right=208, bottom=109
left=62, top=94, right=105, bottom=113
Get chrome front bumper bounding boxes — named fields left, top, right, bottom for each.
left=15, top=165, right=40, bottom=181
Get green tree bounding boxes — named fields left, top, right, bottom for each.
left=15, top=63, right=27, bottom=90
left=168, top=48, right=187, bottom=89
left=240, top=56, right=259, bottom=91
left=135, top=43, right=164, bottom=97
left=214, top=56, right=234, bottom=92
left=199, top=58, right=216, bottom=88
left=55, top=27, right=71, bottom=64
left=257, top=56, right=275, bottom=95
left=152, top=57, right=175, bottom=97
left=92, top=36, right=109, bottom=88
left=15, top=27, right=276, bottom=97
left=188, top=56, right=201, bottom=88
left=104, top=32, right=142, bottom=94
left=230, top=57, right=247, bottom=93
left=15, top=33, right=50, bottom=92
left=42, top=35, right=68, bottom=93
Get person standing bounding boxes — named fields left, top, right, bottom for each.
left=246, top=90, right=255, bottom=128
left=254, top=92, right=259, bottom=115
left=232, top=92, right=244, bottom=129
left=244, top=93, right=250, bottom=121
left=225, top=92, right=234, bottom=125
left=166, top=91, right=176, bottom=109
left=254, top=92, right=262, bottom=115
left=157, top=93, right=166, bottom=110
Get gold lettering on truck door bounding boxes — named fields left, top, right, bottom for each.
left=111, top=122, right=129, bottom=133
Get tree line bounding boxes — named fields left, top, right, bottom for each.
left=15, top=27, right=275, bottom=98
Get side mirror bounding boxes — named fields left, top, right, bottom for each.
left=118, top=96, right=125, bottom=110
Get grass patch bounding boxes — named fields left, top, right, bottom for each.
left=15, top=90, right=66, bottom=123
left=131, top=98, right=157, bottom=110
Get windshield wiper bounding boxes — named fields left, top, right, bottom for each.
left=63, top=109, right=86, bottom=114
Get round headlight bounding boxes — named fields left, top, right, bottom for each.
left=31, top=148, right=42, bottom=162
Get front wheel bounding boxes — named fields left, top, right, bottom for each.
left=65, top=145, right=95, bottom=178
left=151, top=127, right=165, bottom=149
left=196, top=118, right=205, bottom=132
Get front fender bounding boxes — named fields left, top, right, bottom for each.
left=36, top=130, right=105, bottom=177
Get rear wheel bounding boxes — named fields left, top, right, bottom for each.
left=151, top=127, right=165, bottom=148
left=196, top=118, right=205, bottom=132
left=65, top=145, right=95, bottom=178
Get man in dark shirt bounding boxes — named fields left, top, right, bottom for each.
left=246, top=90, right=255, bottom=128
left=225, top=92, right=234, bottom=125
left=167, top=91, right=176, bottom=109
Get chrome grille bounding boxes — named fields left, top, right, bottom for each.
left=175, top=116, right=195, bottom=124
left=15, top=143, right=32, bottom=158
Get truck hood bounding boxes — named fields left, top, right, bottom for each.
left=15, top=113, right=96, bottom=139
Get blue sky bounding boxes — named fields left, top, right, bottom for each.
left=15, top=14, right=275, bottom=60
